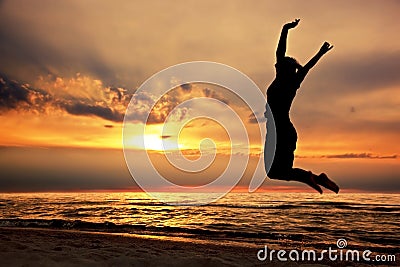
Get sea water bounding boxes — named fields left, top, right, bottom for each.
left=0, top=192, right=398, bottom=253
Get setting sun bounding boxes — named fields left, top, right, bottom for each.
left=128, top=134, right=181, bottom=151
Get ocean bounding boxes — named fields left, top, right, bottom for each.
left=0, top=192, right=398, bottom=254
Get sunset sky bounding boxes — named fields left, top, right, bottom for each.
left=0, top=0, right=399, bottom=192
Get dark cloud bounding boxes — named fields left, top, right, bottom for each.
left=0, top=75, right=30, bottom=109
left=180, top=83, right=192, bottom=91
left=296, top=153, right=398, bottom=159
left=104, top=124, right=114, bottom=128
left=248, top=112, right=266, bottom=124
left=323, top=153, right=397, bottom=159
left=63, top=102, right=124, bottom=122
left=0, top=73, right=52, bottom=112
left=202, top=87, right=229, bottom=104
left=0, top=73, right=127, bottom=122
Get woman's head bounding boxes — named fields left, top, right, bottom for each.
left=276, top=57, right=301, bottom=75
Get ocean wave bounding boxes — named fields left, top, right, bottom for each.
left=113, top=200, right=400, bottom=212
left=0, top=218, right=304, bottom=242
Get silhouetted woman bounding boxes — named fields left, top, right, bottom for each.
left=265, top=19, right=339, bottom=193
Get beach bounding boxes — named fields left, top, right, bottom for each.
left=1, top=227, right=398, bottom=267
left=0, top=227, right=267, bottom=267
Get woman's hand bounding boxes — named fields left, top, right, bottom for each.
left=319, top=42, right=334, bottom=54
left=283, top=19, right=300, bottom=29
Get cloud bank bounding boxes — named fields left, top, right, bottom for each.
left=0, top=73, right=236, bottom=125
left=0, top=73, right=128, bottom=122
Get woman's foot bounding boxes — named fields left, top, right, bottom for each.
left=305, top=172, right=323, bottom=194
left=315, top=173, right=339, bottom=193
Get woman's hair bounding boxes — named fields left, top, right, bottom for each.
left=276, top=56, right=301, bottom=71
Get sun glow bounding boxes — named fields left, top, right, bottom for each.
left=128, top=134, right=182, bottom=151
left=123, top=123, right=184, bottom=151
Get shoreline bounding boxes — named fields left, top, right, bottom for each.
left=1, top=227, right=396, bottom=266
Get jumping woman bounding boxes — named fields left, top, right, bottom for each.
left=265, top=19, right=339, bottom=194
